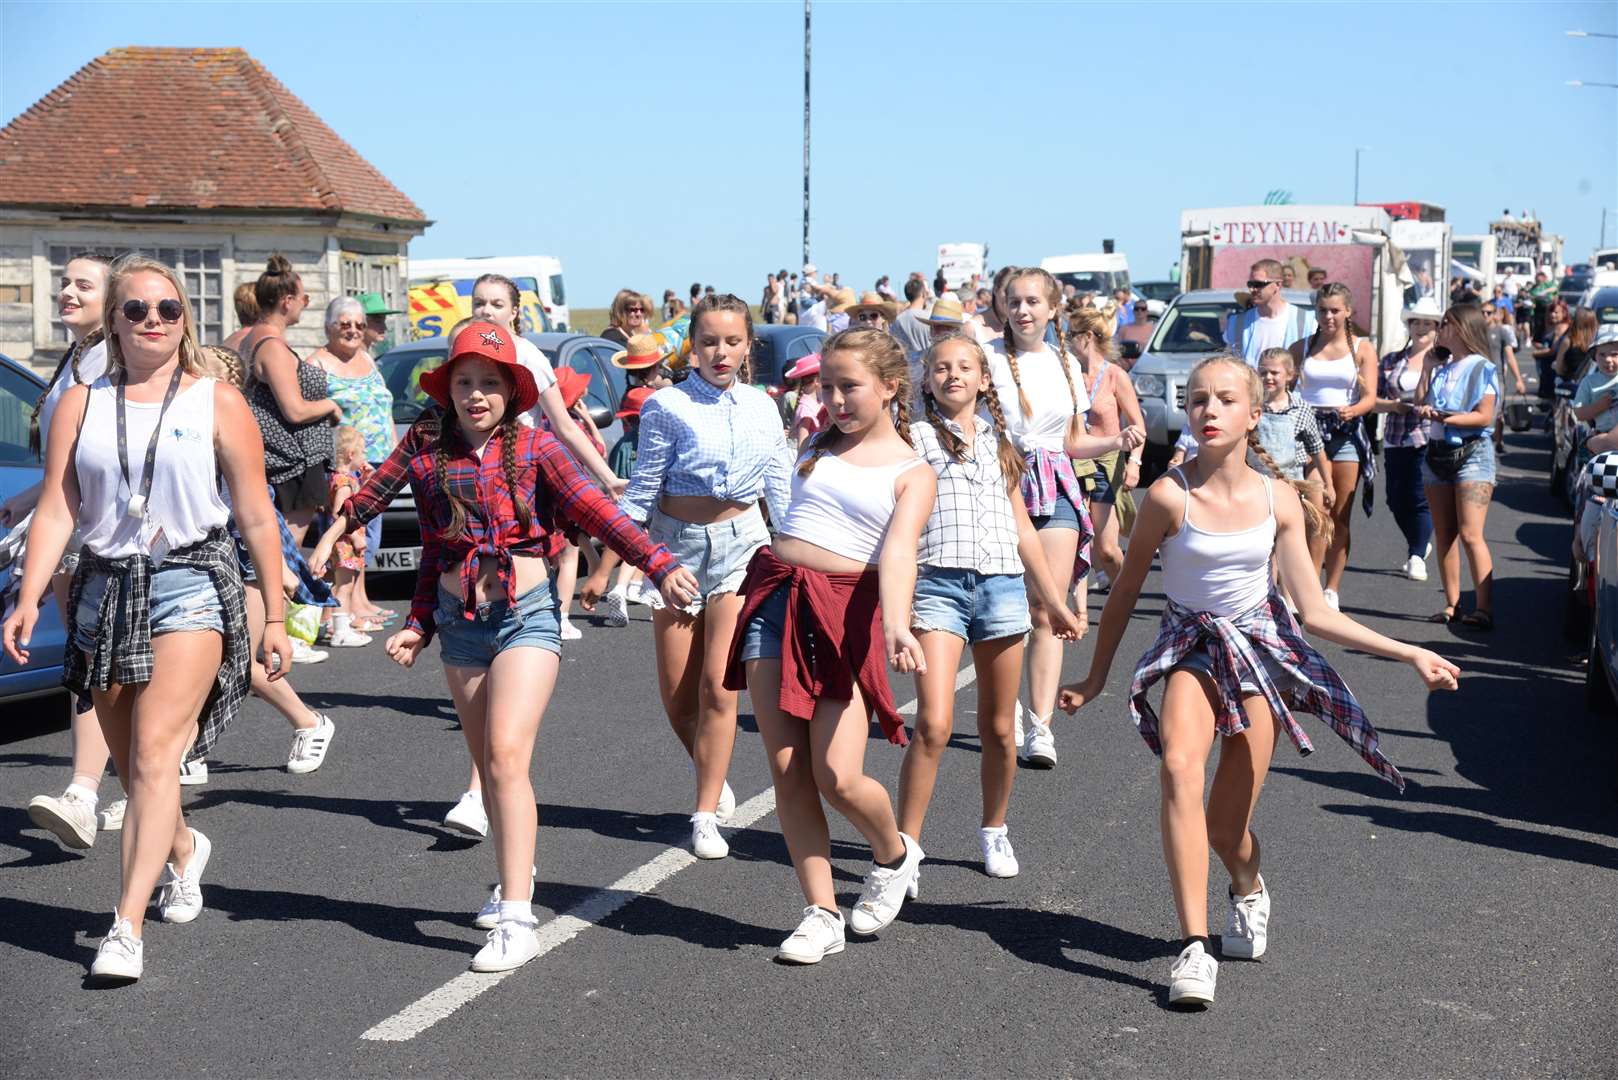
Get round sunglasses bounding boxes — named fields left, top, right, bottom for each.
left=121, top=298, right=184, bottom=324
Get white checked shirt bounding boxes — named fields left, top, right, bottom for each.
left=913, top=416, right=1024, bottom=576
left=620, top=372, right=794, bottom=524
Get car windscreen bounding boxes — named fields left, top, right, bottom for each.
left=0, top=362, right=41, bottom=465
left=1137, top=282, right=1179, bottom=302
left=1147, top=303, right=1232, bottom=353
left=1589, top=288, right=1618, bottom=323
left=378, top=348, right=447, bottom=424
left=1051, top=270, right=1124, bottom=296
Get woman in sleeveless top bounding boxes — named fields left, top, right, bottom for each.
left=1290, top=283, right=1378, bottom=611
left=724, top=328, right=935, bottom=965
left=238, top=255, right=342, bottom=543
left=3, top=253, right=122, bottom=853
left=1068, top=305, right=1146, bottom=587
left=1057, top=355, right=1458, bottom=1009
left=4, top=256, right=292, bottom=985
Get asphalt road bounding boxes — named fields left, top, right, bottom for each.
left=2, top=423, right=1614, bottom=1080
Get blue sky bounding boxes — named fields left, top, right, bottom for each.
left=4, top=1, right=1615, bottom=306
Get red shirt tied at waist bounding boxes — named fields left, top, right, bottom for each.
left=723, top=546, right=908, bottom=747
left=342, top=417, right=678, bottom=641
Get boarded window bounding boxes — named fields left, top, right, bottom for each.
left=47, top=244, right=223, bottom=344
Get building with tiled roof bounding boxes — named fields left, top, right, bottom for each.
left=0, top=47, right=431, bottom=363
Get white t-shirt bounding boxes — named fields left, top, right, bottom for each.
left=515, top=335, right=559, bottom=428
left=1248, top=312, right=1291, bottom=357
left=36, top=339, right=109, bottom=450
left=984, top=338, right=1090, bottom=454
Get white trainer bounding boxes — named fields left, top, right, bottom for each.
left=157, top=827, right=211, bottom=924
left=443, top=791, right=489, bottom=839
left=600, top=591, right=629, bottom=628
left=626, top=582, right=658, bottom=607
left=691, top=812, right=728, bottom=859
left=475, top=866, right=539, bottom=930
left=97, top=798, right=126, bottom=832
left=1221, top=875, right=1271, bottom=960
left=978, top=825, right=1020, bottom=878
left=326, top=627, right=372, bottom=647
left=89, top=914, right=143, bottom=983
left=716, top=780, right=736, bottom=825
left=470, top=918, right=540, bottom=972
left=179, top=758, right=208, bottom=786
left=1021, top=716, right=1057, bottom=769
left=286, top=715, right=335, bottom=774
left=1403, top=555, right=1428, bottom=582
left=28, top=790, right=97, bottom=849
left=1168, top=940, right=1219, bottom=1006
left=777, top=906, right=846, bottom=964
left=291, top=639, right=328, bottom=664
left=560, top=617, right=582, bottom=641
left=1322, top=588, right=1340, bottom=611
left=848, top=833, right=922, bottom=936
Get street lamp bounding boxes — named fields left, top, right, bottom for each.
left=1353, top=147, right=1369, bottom=205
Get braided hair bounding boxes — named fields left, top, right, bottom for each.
left=1001, top=267, right=1082, bottom=439
left=918, top=332, right=1024, bottom=498
left=797, top=327, right=913, bottom=478
left=29, top=328, right=104, bottom=458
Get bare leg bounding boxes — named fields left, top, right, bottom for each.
left=1157, top=669, right=1218, bottom=939
left=1323, top=461, right=1359, bottom=593
left=747, top=659, right=834, bottom=908
left=896, top=631, right=967, bottom=841
left=651, top=606, right=701, bottom=757
left=693, top=592, right=744, bottom=814
left=973, top=635, right=1025, bottom=828
left=1455, top=481, right=1495, bottom=613
left=1205, top=694, right=1280, bottom=895
left=1026, top=527, right=1080, bottom=723
left=443, top=664, right=489, bottom=801
left=553, top=544, right=580, bottom=621
left=1426, top=483, right=1461, bottom=612
left=477, top=646, right=560, bottom=903
left=283, top=507, right=316, bottom=547
left=50, top=572, right=112, bottom=792
left=809, top=683, right=904, bottom=864
left=1091, top=500, right=1124, bottom=581
left=245, top=587, right=317, bottom=730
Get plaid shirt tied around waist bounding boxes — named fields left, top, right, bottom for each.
left=65, top=528, right=249, bottom=764
left=1128, top=590, right=1404, bottom=791
left=1019, top=446, right=1094, bottom=583
left=343, top=420, right=677, bottom=641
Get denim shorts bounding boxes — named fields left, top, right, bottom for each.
left=1421, top=436, right=1496, bottom=487
left=737, top=582, right=795, bottom=663
left=435, top=580, right=562, bottom=667
left=1030, top=488, right=1082, bottom=533
left=1172, top=643, right=1306, bottom=699
left=911, top=567, right=1031, bottom=643
left=647, top=505, right=769, bottom=615
left=1323, top=427, right=1360, bottom=463
left=74, top=564, right=224, bottom=652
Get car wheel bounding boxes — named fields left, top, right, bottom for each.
left=1566, top=556, right=1593, bottom=644
left=1586, top=624, right=1617, bottom=716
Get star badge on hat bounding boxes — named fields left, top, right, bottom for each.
left=479, top=329, right=504, bottom=349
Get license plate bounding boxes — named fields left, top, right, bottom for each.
left=373, top=546, right=420, bottom=570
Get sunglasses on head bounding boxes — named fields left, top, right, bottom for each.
left=1246, top=278, right=1274, bottom=291
left=121, top=298, right=184, bottom=324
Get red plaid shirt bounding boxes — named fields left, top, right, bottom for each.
left=1128, top=589, right=1405, bottom=790
left=342, top=419, right=677, bottom=641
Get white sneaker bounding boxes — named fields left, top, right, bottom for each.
left=1021, top=716, right=1057, bottom=769
left=716, top=780, right=736, bottom=825
left=1012, top=700, right=1025, bottom=749
left=978, top=825, right=1020, bottom=878
left=776, top=906, right=846, bottom=964
left=690, top=812, right=728, bottom=859
left=291, top=639, right=328, bottom=665
left=1322, top=588, right=1340, bottom=612
left=27, top=790, right=97, bottom=849
left=443, top=791, right=489, bottom=839
left=600, top=591, right=629, bottom=628
left=286, top=715, right=335, bottom=774
left=326, top=627, right=372, bottom=647
left=97, top=798, right=126, bottom=832
left=1221, top=875, right=1271, bottom=960
left=470, top=918, right=540, bottom=972
left=475, top=866, right=539, bottom=930
left=1403, top=555, right=1428, bottom=582
left=89, top=914, right=143, bottom=983
left=1168, top=940, right=1218, bottom=1006
left=560, top=617, right=582, bottom=641
left=157, top=827, right=211, bottom=924
left=626, top=582, right=657, bottom=607
left=179, top=759, right=208, bottom=786
left=1093, top=569, right=1113, bottom=593
left=848, top=833, right=922, bottom=935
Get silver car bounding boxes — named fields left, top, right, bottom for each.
left=1130, top=287, right=1317, bottom=468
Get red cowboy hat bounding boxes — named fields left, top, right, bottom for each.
left=615, top=385, right=654, bottom=420
left=418, top=321, right=540, bottom=417
left=555, top=366, right=592, bottom=411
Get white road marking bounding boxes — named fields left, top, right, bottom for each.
left=361, top=664, right=979, bottom=1043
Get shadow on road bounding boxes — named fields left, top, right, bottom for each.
left=0, top=894, right=100, bottom=966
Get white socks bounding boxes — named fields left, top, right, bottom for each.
left=497, top=899, right=534, bottom=924
left=65, top=782, right=98, bottom=810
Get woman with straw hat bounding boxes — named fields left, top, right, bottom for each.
left=838, top=291, right=900, bottom=333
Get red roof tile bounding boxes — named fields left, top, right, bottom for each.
left=0, top=47, right=426, bottom=224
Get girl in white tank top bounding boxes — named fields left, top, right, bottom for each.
left=1049, top=354, right=1459, bottom=1009
left=726, top=328, right=937, bottom=964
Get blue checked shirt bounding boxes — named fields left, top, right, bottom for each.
left=620, top=373, right=794, bottom=524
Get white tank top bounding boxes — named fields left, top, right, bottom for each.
left=779, top=452, right=927, bottom=565
left=1158, top=468, right=1275, bottom=618
left=75, top=374, right=230, bottom=559
left=1300, top=344, right=1358, bottom=407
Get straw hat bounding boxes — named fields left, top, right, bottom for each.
left=839, top=291, right=899, bottom=321
left=418, top=322, right=539, bottom=416
left=610, top=332, right=669, bottom=370
left=921, top=296, right=965, bottom=327
left=825, top=287, right=859, bottom=312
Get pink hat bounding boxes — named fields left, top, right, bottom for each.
left=784, top=352, right=821, bottom=380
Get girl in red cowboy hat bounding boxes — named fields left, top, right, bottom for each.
left=310, top=321, right=698, bottom=974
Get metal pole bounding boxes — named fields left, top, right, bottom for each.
left=802, top=0, right=811, bottom=272
left=1353, top=148, right=1361, bottom=204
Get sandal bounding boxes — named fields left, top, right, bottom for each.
left=1459, top=610, right=1493, bottom=631
left=1428, top=606, right=1457, bottom=624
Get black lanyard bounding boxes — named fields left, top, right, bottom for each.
left=117, top=364, right=184, bottom=518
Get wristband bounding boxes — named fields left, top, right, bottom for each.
left=264, top=617, right=285, bottom=624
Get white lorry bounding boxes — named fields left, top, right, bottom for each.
left=937, top=243, right=989, bottom=291
left=410, top=255, right=570, bottom=333
left=1177, top=204, right=1408, bottom=352
left=1039, top=253, right=1132, bottom=299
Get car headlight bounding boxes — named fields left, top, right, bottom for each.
left=1132, top=372, right=1165, bottom=398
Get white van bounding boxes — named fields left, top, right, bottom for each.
left=1039, top=253, right=1132, bottom=298
left=409, top=255, right=570, bottom=331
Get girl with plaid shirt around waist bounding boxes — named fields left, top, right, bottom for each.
left=1058, top=355, right=1458, bottom=1009
left=986, top=267, right=1144, bottom=770
left=311, top=322, right=698, bottom=974
left=895, top=333, right=1082, bottom=886
left=4, top=256, right=294, bottom=986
